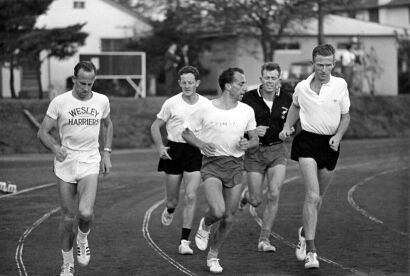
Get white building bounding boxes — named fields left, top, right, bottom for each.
left=1, top=0, right=152, bottom=98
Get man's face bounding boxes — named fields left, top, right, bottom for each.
left=72, top=69, right=95, bottom=99
left=260, top=69, right=280, bottom=93
left=179, top=73, right=199, bottom=96
left=313, top=54, right=334, bottom=83
left=229, top=72, right=247, bottom=101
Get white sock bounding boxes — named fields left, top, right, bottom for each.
left=207, top=248, right=218, bottom=260
left=77, top=227, right=90, bottom=243
left=62, top=248, right=74, bottom=264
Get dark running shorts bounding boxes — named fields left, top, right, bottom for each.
left=201, top=156, right=244, bottom=188
left=157, top=141, right=202, bottom=174
left=291, top=130, right=340, bottom=171
left=244, top=143, right=288, bottom=173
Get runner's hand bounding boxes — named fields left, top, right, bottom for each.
left=101, top=152, right=112, bottom=174
left=200, top=143, right=216, bottom=157
left=237, top=137, right=249, bottom=151
left=256, top=126, right=269, bottom=137
left=159, top=146, right=172, bottom=160
left=329, top=135, right=341, bottom=152
left=55, top=147, right=68, bottom=162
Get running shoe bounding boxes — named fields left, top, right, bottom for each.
left=161, top=208, right=174, bottom=226
left=60, top=263, right=74, bottom=276
left=296, top=226, right=306, bottom=261
left=207, top=258, right=223, bottom=273
left=257, top=240, right=276, bottom=252
left=305, top=251, right=319, bottom=269
left=76, top=238, right=90, bottom=267
left=195, top=217, right=210, bottom=251
left=178, top=239, right=194, bottom=255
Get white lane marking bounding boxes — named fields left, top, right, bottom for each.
left=347, top=167, right=409, bottom=237
left=0, top=182, right=56, bottom=199
left=245, top=162, right=373, bottom=276
left=15, top=207, right=60, bottom=276
left=142, top=199, right=196, bottom=276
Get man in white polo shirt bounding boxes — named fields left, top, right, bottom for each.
left=279, top=44, right=350, bottom=269
left=38, top=61, right=113, bottom=276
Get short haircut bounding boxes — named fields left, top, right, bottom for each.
left=312, top=44, right=335, bottom=61
left=178, top=65, right=200, bottom=80
left=218, top=67, right=244, bottom=91
left=261, top=62, right=281, bottom=76
left=74, top=61, right=97, bottom=77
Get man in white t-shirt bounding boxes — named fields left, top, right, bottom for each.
left=182, top=67, right=259, bottom=273
left=37, top=61, right=113, bottom=276
left=150, top=66, right=209, bottom=255
left=280, top=44, right=350, bottom=270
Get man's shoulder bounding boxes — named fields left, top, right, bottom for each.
left=92, top=91, right=109, bottom=102
left=238, top=101, right=255, bottom=113
left=242, top=89, right=258, bottom=102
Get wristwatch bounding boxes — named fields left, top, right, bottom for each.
left=103, top=147, right=112, bottom=153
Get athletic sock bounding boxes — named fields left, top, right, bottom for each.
left=167, top=208, right=175, bottom=214
left=181, top=228, right=191, bottom=241
left=202, top=217, right=211, bottom=232
left=301, top=227, right=305, bottom=238
left=306, top=240, right=316, bottom=253
left=207, top=248, right=218, bottom=260
left=62, top=248, right=74, bottom=264
left=258, top=229, right=271, bottom=243
left=77, top=227, right=90, bottom=243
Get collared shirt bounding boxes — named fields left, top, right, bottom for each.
left=293, top=73, right=350, bottom=135
left=242, top=85, right=292, bottom=145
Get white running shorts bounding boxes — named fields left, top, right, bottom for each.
left=54, top=149, right=101, bottom=183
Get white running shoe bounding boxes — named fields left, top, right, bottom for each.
left=178, top=239, right=194, bottom=255
left=76, top=238, right=90, bottom=267
left=161, top=208, right=174, bottom=226
left=207, top=258, right=223, bottom=273
left=304, top=251, right=319, bottom=269
left=60, top=263, right=74, bottom=276
left=296, top=226, right=306, bottom=261
left=195, top=217, right=210, bottom=251
left=257, top=240, right=276, bottom=252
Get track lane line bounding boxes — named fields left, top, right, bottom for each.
left=347, top=166, right=409, bottom=237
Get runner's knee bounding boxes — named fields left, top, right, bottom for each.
left=210, top=206, right=225, bottom=220
left=248, top=194, right=262, bottom=207
left=305, top=192, right=321, bottom=206
left=61, top=213, right=75, bottom=230
left=78, top=206, right=94, bottom=222
left=266, top=187, right=281, bottom=202
left=184, top=192, right=197, bottom=207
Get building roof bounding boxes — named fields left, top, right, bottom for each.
left=288, top=14, right=405, bottom=36
left=100, top=0, right=151, bottom=25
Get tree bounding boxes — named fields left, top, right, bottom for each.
left=18, top=25, right=88, bottom=99
left=0, top=0, right=88, bottom=99
left=0, top=0, right=53, bottom=98
left=175, top=0, right=316, bottom=62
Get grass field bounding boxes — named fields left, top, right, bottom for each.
left=0, top=138, right=409, bottom=275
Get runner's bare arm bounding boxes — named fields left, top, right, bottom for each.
left=37, top=115, right=66, bottom=162
left=150, top=118, right=171, bottom=159
left=101, top=114, right=113, bottom=173
left=182, top=128, right=216, bottom=156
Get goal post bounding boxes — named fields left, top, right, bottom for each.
left=80, top=52, right=146, bottom=98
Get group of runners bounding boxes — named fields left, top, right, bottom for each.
left=37, top=43, right=350, bottom=275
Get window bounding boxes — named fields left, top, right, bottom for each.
left=368, top=8, right=379, bottom=23
left=101, top=38, right=130, bottom=52
left=73, top=1, right=85, bottom=9
left=276, top=42, right=300, bottom=50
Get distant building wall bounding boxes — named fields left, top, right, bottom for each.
left=199, top=35, right=398, bottom=95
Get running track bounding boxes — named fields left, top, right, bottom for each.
left=0, top=138, right=409, bottom=275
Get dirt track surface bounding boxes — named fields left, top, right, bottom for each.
left=0, top=138, right=409, bottom=276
